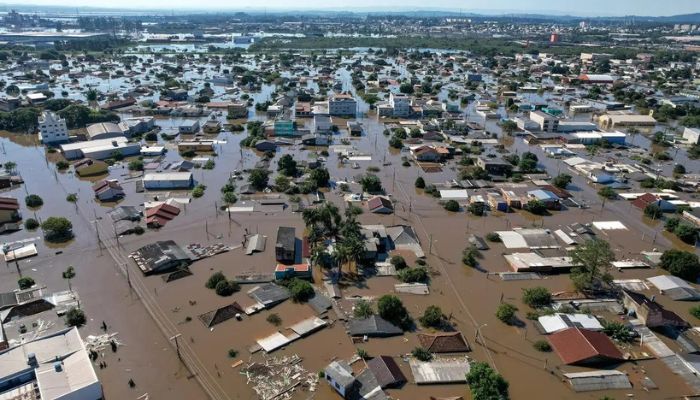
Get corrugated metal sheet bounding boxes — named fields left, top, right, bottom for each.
left=564, top=370, right=631, bottom=392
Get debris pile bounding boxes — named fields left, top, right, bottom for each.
left=241, top=354, right=318, bottom=400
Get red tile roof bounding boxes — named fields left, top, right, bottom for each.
left=548, top=327, right=623, bottom=365
left=145, top=203, right=180, bottom=227
left=0, top=197, right=19, bottom=211
left=417, top=332, right=470, bottom=353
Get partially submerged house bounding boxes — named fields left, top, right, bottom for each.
left=417, top=332, right=470, bottom=353
left=348, top=315, right=403, bottom=338
left=92, top=179, right=125, bottom=202
left=145, top=203, right=181, bottom=228
left=548, top=327, right=624, bottom=366
left=275, top=227, right=296, bottom=264
left=130, top=240, right=192, bottom=274
left=622, top=290, right=689, bottom=329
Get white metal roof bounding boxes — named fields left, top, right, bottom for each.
left=647, top=275, right=693, bottom=291
left=538, top=313, right=603, bottom=334
left=143, top=172, right=193, bottom=181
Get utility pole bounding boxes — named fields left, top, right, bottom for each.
left=170, top=334, right=182, bottom=362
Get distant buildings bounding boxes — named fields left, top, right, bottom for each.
left=37, top=111, right=69, bottom=144
left=529, top=110, right=559, bottom=132
left=328, top=93, right=357, bottom=117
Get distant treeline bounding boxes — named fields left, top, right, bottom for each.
left=249, top=35, right=692, bottom=60
left=0, top=104, right=119, bottom=133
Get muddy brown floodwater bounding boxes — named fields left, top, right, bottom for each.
left=0, top=101, right=697, bottom=400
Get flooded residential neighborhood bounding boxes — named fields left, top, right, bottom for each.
left=0, top=2, right=700, bottom=400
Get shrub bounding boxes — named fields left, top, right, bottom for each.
left=486, top=232, right=501, bottom=242
left=496, top=303, right=517, bottom=324
left=357, top=348, right=369, bottom=360
left=466, top=362, right=509, bottom=400
left=526, top=199, right=547, bottom=215
left=25, top=194, right=44, bottom=208
left=205, top=271, right=226, bottom=289
left=690, top=306, right=700, bottom=319
left=41, top=217, right=73, bottom=242
left=552, top=174, right=572, bottom=189
left=597, top=186, right=617, bottom=199
left=389, top=255, right=407, bottom=270
left=354, top=300, right=374, bottom=318
left=414, top=176, right=426, bottom=188
left=601, top=320, right=634, bottom=342
left=192, top=184, right=206, bottom=198
left=266, top=313, right=282, bottom=326
left=522, top=287, right=552, bottom=308
left=444, top=200, right=460, bottom=212
left=65, top=307, right=86, bottom=327
left=215, top=280, right=240, bottom=296
left=533, top=340, right=551, bottom=352
left=288, top=278, right=314, bottom=302
left=24, top=218, right=39, bottom=230
left=128, top=160, right=144, bottom=171
left=378, top=295, right=411, bottom=330
left=56, top=160, right=70, bottom=170
left=18, top=276, right=35, bottom=290
left=411, top=347, right=433, bottom=362
left=659, top=250, right=700, bottom=282
left=228, top=349, right=238, bottom=358
left=644, top=203, right=663, bottom=219
left=398, top=267, right=428, bottom=283
left=419, top=305, right=444, bottom=328
left=462, top=246, right=480, bottom=267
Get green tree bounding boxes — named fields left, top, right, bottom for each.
left=65, top=307, right=86, bottom=327
left=205, top=271, right=226, bottom=289
left=248, top=168, right=270, bottom=190
left=128, top=160, right=144, bottom=171
left=359, top=174, right=382, bottom=193
left=411, top=347, right=432, bottom=361
left=462, top=246, right=480, bottom=268
left=377, top=295, right=411, bottom=330
left=414, top=176, right=426, bottom=188
left=62, top=266, right=76, bottom=291
left=552, top=174, right=572, bottom=189
left=466, top=362, right=509, bottom=400
left=18, top=276, right=35, bottom=290
left=644, top=203, right=663, bottom=219
left=500, top=120, right=517, bottom=135
left=41, top=217, right=73, bottom=242
left=659, top=250, right=700, bottom=282
left=288, top=278, right=314, bottom=302
left=526, top=199, right=547, bottom=215
left=419, top=305, right=444, bottom=328
left=444, top=200, right=460, bottom=212
left=602, top=320, right=634, bottom=342
left=468, top=202, right=485, bottom=216
left=398, top=267, right=428, bottom=283
left=309, top=167, right=330, bottom=188
left=569, top=239, right=615, bottom=292
left=597, top=186, right=617, bottom=199
left=522, top=287, right=552, bottom=308
left=674, top=223, right=698, bottom=244
left=354, top=300, right=374, bottom=318
left=25, top=194, right=43, bottom=208
left=215, top=280, right=240, bottom=296
left=277, top=154, right=298, bottom=176
left=496, top=303, right=517, bottom=324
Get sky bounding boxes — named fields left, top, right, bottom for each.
left=9, top=0, right=700, bottom=16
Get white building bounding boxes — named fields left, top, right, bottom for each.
left=0, top=327, right=102, bottom=400
left=328, top=93, right=357, bottom=116
left=38, top=111, right=69, bottom=144
left=60, top=137, right=141, bottom=160
left=143, top=172, right=194, bottom=190
left=683, top=127, right=700, bottom=145
left=529, top=110, right=559, bottom=132
left=389, top=93, right=411, bottom=117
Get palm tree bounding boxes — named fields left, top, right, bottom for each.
left=302, top=207, right=320, bottom=229
left=332, top=242, right=352, bottom=276
left=62, top=266, right=76, bottom=291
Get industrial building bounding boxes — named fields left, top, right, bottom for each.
left=60, top=137, right=141, bottom=160
left=142, top=172, right=194, bottom=190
